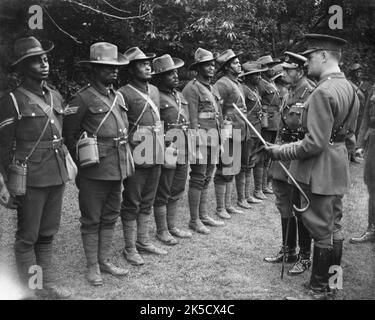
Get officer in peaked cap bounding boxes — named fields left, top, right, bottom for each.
left=63, top=42, right=130, bottom=285
left=266, top=34, right=360, bottom=299
left=265, top=51, right=314, bottom=277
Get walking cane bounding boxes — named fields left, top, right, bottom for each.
left=231, top=103, right=310, bottom=278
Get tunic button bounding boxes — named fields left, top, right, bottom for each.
left=99, top=109, right=102, bottom=112
left=51, top=119, right=54, bottom=124
left=32, top=113, right=35, bottom=117
left=53, top=135, right=57, bottom=139
left=55, top=150, right=58, bottom=153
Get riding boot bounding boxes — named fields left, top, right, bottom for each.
left=200, top=188, right=225, bottom=227
left=349, top=223, right=375, bottom=244
left=14, top=241, right=36, bottom=299
left=81, top=233, right=103, bottom=286
left=188, top=187, right=210, bottom=234
left=154, top=205, right=178, bottom=245
left=122, top=219, right=144, bottom=266
left=245, top=169, right=262, bottom=204
left=332, top=239, right=343, bottom=266
left=98, top=228, right=129, bottom=276
left=225, top=180, right=243, bottom=215
left=215, top=183, right=231, bottom=219
left=253, top=165, right=267, bottom=200
left=235, top=171, right=252, bottom=209
left=262, top=164, right=273, bottom=194
left=166, top=200, right=192, bottom=238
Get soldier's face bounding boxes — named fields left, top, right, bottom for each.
left=21, top=53, right=49, bottom=80
left=285, top=68, right=300, bottom=85
left=227, top=58, right=242, bottom=76
left=198, top=61, right=215, bottom=78
left=248, top=73, right=261, bottom=85
left=131, top=60, right=153, bottom=81
left=95, top=64, right=119, bottom=85
left=161, top=69, right=179, bottom=90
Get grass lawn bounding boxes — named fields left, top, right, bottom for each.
left=0, top=161, right=374, bottom=300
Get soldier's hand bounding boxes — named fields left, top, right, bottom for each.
left=265, top=143, right=282, bottom=160
left=0, top=184, right=11, bottom=208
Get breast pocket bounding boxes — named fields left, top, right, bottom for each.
left=18, top=105, right=47, bottom=140
left=198, top=94, right=213, bottom=113
left=87, top=102, right=110, bottom=130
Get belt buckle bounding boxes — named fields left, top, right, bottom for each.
left=52, top=138, right=60, bottom=149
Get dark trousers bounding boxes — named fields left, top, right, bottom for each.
left=154, top=163, right=188, bottom=207
left=189, top=146, right=216, bottom=190
left=272, top=179, right=311, bottom=253
left=78, top=176, right=122, bottom=234
left=299, top=183, right=342, bottom=248
left=15, top=184, right=65, bottom=249
left=121, top=165, right=161, bottom=220
left=368, top=183, right=375, bottom=227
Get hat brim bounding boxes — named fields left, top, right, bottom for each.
left=128, top=53, right=156, bottom=63
left=11, top=40, right=54, bottom=66
left=153, top=58, right=185, bottom=75
left=239, top=67, right=268, bottom=77
left=189, top=57, right=215, bottom=70
left=78, top=52, right=129, bottom=66
left=217, top=51, right=244, bottom=72
left=300, top=48, right=322, bottom=56
left=282, top=62, right=299, bottom=69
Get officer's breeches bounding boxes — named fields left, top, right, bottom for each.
left=154, top=163, right=188, bottom=207
left=299, top=184, right=343, bottom=248
left=15, top=184, right=65, bottom=249
left=78, top=177, right=122, bottom=234
left=121, top=165, right=161, bottom=221
left=272, top=179, right=295, bottom=218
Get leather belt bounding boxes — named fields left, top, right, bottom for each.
left=97, top=136, right=128, bottom=147
left=17, top=138, right=64, bottom=149
left=199, top=112, right=218, bottom=119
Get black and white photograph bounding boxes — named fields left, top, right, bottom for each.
left=0, top=0, right=374, bottom=305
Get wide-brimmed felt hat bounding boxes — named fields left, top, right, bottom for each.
left=256, top=55, right=281, bottom=67
left=124, top=47, right=156, bottom=63
left=216, top=49, right=243, bottom=72
left=78, top=42, right=129, bottom=65
left=301, top=33, right=347, bottom=56
left=153, top=54, right=184, bottom=75
left=189, top=48, right=216, bottom=70
left=239, top=61, right=268, bottom=77
left=282, top=51, right=307, bottom=69
left=12, top=36, right=54, bottom=66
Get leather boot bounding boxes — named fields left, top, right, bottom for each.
left=166, top=201, right=192, bottom=238
left=200, top=188, right=225, bottom=227
left=235, top=171, right=252, bottom=209
left=349, top=224, right=375, bottom=244
left=308, top=246, right=333, bottom=299
left=98, top=228, right=129, bottom=276
left=188, top=187, right=210, bottom=234
left=262, top=166, right=273, bottom=194
left=245, top=170, right=262, bottom=204
left=154, top=205, right=178, bottom=245
left=34, top=240, right=72, bottom=299
left=332, top=239, right=343, bottom=266
left=225, top=181, right=244, bottom=214
left=253, top=165, right=268, bottom=200
left=14, top=242, right=37, bottom=299
left=122, top=219, right=144, bottom=266
left=81, top=233, right=103, bottom=286
left=215, top=183, right=231, bottom=220
left=264, top=217, right=297, bottom=263
left=136, top=213, right=168, bottom=255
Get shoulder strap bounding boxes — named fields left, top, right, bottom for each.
left=9, top=92, right=21, bottom=119
left=127, top=84, right=160, bottom=119
left=25, top=92, right=54, bottom=163
left=94, top=93, right=119, bottom=137
left=128, top=98, right=150, bottom=136
left=194, top=80, right=219, bottom=114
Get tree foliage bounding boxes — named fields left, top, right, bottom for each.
left=0, top=0, right=374, bottom=97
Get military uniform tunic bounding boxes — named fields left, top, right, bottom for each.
left=154, top=89, right=190, bottom=207
left=182, top=78, right=222, bottom=190
left=0, top=83, right=68, bottom=246
left=63, top=84, right=130, bottom=233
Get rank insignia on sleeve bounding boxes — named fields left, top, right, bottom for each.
left=64, top=105, right=79, bottom=115
left=0, top=117, right=15, bottom=130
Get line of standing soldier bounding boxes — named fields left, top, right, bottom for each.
left=0, top=33, right=362, bottom=300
